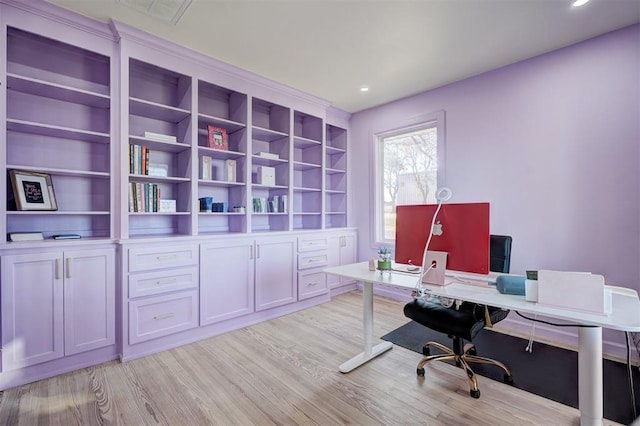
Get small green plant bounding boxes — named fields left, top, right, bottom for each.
left=377, top=247, right=392, bottom=270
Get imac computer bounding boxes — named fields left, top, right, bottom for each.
left=395, top=202, right=490, bottom=276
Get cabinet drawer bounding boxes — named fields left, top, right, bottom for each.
left=297, top=236, right=328, bottom=252
left=129, top=266, right=198, bottom=299
left=128, top=245, right=198, bottom=272
left=297, top=251, right=328, bottom=270
left=129, top=290, right=198, bottom=344
left=298, top=270, right=328, bottom=300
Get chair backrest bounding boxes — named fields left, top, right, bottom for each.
left=489, top=235, right=512, bottom=273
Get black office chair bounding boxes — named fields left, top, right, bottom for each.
left=403, top=235, right=514, bottom=398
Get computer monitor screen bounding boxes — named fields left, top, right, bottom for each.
left=395, top=202, right=490, bottom=274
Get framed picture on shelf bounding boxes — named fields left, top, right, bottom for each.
left=207, top=125, right=228, bottom=150
left=8, top=170, right=58, bottom=211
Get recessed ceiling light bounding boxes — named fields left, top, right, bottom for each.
left=572, top=0, right=589, bottom=7
left=360, top=86, right=370, bottom=93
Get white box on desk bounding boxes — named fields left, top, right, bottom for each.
left=536, top=270, right=611, bottom=315
left=256, top=166, right=275, bottom=186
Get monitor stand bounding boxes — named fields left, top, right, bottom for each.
left=422, top=250, right=448, bottom=286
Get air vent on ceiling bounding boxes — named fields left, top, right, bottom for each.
left=117, top=0, right=192, bottom=25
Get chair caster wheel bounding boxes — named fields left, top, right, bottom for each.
left=422, top=346, right=430, bottom=356
left=417, top=368, right=425, bottom=377
left=468, top=347, right=477, bottom=356
left=470, top=389, right=481, bottom=399
left=503, top=374, right=514, bottom=385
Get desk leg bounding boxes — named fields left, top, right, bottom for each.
left=578, top=326, right=603, bottom=426
left=339, top=281, right=393, bottom=373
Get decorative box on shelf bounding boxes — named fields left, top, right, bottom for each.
left=256, top=166, right=275, bottom=186
left=159, top=199, right=177, bottom=213
left=201, top=156, right=212, bottom=180
left=258, top=152, right=279, bottom=160
left=148, top=163, right=168, bottom=177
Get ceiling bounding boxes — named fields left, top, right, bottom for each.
left=46, top=0, right=640, bottom=114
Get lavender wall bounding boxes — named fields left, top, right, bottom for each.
left=350, top=24, right=640, bottom=291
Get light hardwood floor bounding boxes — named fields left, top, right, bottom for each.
left=0, top=291, right=620, bottom=425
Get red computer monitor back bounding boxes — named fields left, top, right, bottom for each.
left=395, top=202, right=490, bottom=274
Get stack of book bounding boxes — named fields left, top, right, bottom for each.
left=144, top=131, right=176, bottom=143
left=129, top=182, right=160, bottom=212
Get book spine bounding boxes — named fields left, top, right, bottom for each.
left=134, top=145, right=140, bottom=175
left=129, top=182, right=135, bottom=212
left=136, top=183, right=143, bottom=213
left=144, top=146, right=149, bottom=175
left=129, top=144, right=134, bottom=174
left=141, top=145, right=146, bottom=176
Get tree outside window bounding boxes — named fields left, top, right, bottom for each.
left=378, top=124, right=439, bottom=242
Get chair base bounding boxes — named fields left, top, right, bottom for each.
left=416, top=340, right=513, bottom=398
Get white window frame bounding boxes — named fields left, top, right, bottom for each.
left=371, top=110, right=446, bottom=247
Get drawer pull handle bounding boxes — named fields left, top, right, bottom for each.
left=156, top=254, right=178, bottom=261
left=307, top=282, right=320, bottom=287
left=154, top=313, right=175, bottom=320
left=156, top=279, right=177, bottom=285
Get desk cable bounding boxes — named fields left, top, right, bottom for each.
left=517, top=311, right=638, bottom=420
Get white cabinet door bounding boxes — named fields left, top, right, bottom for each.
left=340, top=233, right=357, bottom=267
left=1, top=252, right=64, bottom=370
left=255, top=236, right=296, bottom=311
left=200, top=239, right=255, bottom=325
left=64, top=249, right=115, bottom=355
left=327, top=232, right=357, bottom=289
left=1, top=248, right=116, bottom=370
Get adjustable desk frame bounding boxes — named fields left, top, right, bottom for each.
left=324, top=262, right=640, bottom=426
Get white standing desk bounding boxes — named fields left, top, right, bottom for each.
left=324, top=261, right=640, bottom=426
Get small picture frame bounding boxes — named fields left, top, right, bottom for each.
left=207, top=125, right=228, bottom=151
left=9, top=170, right=58, bottom=211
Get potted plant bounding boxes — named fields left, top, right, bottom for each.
left=377, top=247, right=392, bottom=270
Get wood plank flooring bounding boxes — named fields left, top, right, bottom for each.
left=0, top=291, right=620, bottom=425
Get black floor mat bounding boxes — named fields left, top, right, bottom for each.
left=382, top=321, right=640, bottom=425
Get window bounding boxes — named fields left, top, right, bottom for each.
left=374, top=111, right=445, bottom=245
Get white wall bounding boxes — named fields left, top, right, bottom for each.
left=348, top=24, right=640, bottom=356
left=351, top=24, right=639, bottom=289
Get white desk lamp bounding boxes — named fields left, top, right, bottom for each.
left=416, top=187, right=452, bottom=288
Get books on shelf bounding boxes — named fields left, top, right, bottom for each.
left=144, top=131, right=176, bottom=143
left=252, top=195, right=287, bottom=213
left=201, top=156, right=212, bottom=180
left=52, top=234, right=81, bottom=240
left=130, top=144, right=150, bottom=175
left=7, top=232, right=44, bottom=242
left=207, top=125, right=228, bottom=150
left=129, top=182, right=161, bottom=212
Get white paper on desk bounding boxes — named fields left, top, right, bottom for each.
left=537, top=270, right=608, bottom=315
